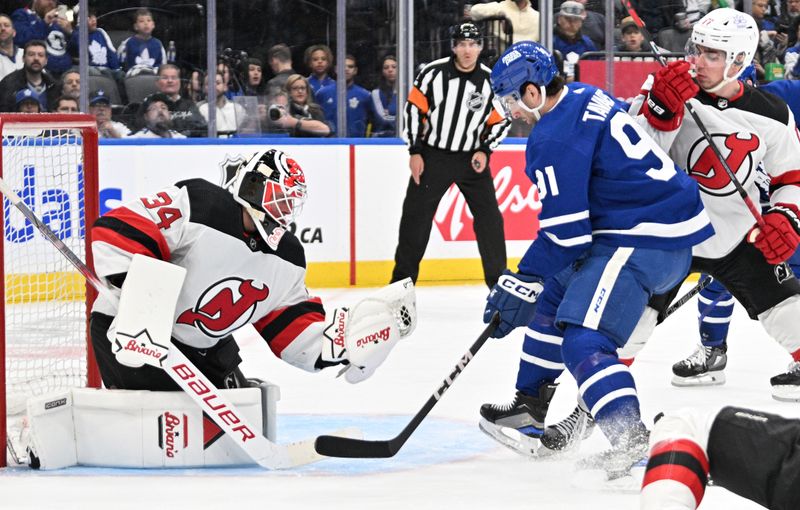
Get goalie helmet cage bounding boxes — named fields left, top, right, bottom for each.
left=0, top=114, right=101, bottom=468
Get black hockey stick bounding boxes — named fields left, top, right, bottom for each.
left=621, top=0, right=766, bottom=230
left=314, top=312, right=501, bottom=458
left=662, top=274, right=713, bottom=320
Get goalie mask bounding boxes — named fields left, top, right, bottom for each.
left=228, top=149, right=307, bottom=240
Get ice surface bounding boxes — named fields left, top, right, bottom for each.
left=2, top=283, right=793, bottom=509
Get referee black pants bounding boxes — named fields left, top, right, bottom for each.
left=391, top=146, right=507, bottom=288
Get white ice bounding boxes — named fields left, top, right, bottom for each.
left=2, top=282, right=795, bottom=510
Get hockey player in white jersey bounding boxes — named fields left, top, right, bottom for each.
left=640, top=406, right=800, bottom=509
left=478, top=41, right=713, bottom=476
left=632, top=8, right=800, bottom=401
left=669, top=65, right=800, bottom=395
left=89, top=148, right=415, bottom=390
left=18, top=149, right=417, bottom=469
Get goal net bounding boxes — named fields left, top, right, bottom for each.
left=0, top=114, right=100, bottom=467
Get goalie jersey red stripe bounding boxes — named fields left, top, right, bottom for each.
left=254, top=298, right=326, bottom=356
left=97, top=206, right=171, bottom=260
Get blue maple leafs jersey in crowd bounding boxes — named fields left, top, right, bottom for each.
left=519, top=83, right=714, bottom=279
left=118, top=35, right=166, bottom=72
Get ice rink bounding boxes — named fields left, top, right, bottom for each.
left=2, top=282, right=796, bottom=510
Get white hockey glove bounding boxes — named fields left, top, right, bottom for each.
left=321, top=278, right=417, bottom=384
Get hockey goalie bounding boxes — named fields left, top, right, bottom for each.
left=21, top=149, right=417, bottom=469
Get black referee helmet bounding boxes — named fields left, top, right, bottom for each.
left=451, top=22, right=482, bottom=47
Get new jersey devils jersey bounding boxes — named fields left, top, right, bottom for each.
left=636, top=83, right=800, bottom=259
left=91, top=179, right=326, bottom=372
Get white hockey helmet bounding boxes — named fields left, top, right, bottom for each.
left=688, top=8, right=759, bottom=90
left=228, top=149, right=307, bottom=238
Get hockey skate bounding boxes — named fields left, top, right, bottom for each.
left=478, top=384, right=556, bottom=458
left=671, top=343, right=727, bottom=387
left=539, top=400, right=596, bottom=455
left=771, top=361, right=800, bottom=402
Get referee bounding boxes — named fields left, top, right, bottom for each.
left=391, top=22, right=511, bottom=288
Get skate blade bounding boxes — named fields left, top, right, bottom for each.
left=671, top=371, right=725, bottom=387
left=772, top=385, right=800, bottom=402
left=478, top=418, right=543, bottom=458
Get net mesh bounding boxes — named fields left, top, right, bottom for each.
left=2, top=127, right=91, bottom=420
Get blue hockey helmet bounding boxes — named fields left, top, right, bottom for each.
left=740, top=63, right=757, bottom=85
left=491, top=41, right=558, bottom=98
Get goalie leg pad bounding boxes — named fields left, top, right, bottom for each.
left=26, top=383, right=279, bottom=469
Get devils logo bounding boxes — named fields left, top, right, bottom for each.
left=177, top=278, right=269, bottom=337
left=687, top=132, right=760, bottom=197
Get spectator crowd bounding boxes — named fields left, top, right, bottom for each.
left=2, top=0, right=799, bottom=139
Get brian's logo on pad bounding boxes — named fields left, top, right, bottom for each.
left=177, top=278, right=269, bottom=337
left=158, top=412, right=189, bottom=459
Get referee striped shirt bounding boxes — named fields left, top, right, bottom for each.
left=406, top=56, right=511, bottom=154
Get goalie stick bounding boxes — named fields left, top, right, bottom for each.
left=621, top=0, right=766, bottom=232
left=0, top=177, right=353, bottom=469
left=313, top=312, right=500, bottom=458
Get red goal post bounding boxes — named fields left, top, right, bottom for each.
left=0, top=114, right=101, bottom=467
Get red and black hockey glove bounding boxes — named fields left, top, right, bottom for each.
left=643, top=61, right=699, bottom=132
left=748, top=204, right=800, bottom=264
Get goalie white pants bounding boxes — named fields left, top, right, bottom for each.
left=90, top=312, right=244, bottom=391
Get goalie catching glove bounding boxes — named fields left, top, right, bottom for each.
left=484, top=269, right=543, bottom=338
left=748, top=204, right=800, bottom=264
left=321, top=278, right=417, bottom=383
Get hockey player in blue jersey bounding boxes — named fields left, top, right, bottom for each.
left=479, top=41, right=713, bottom=475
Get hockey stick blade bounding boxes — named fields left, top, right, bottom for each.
left=314, top=313, right=500, bottom=458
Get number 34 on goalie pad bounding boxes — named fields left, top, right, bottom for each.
left=108, top=254, right=186, bottom=368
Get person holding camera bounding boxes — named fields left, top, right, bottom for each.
left=273, top=74, right=330, bottom=137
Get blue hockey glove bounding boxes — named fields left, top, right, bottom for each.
left=484, top=269, right=544, bottom=338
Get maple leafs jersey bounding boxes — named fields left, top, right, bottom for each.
left=634, top=82, right=800, bottom=259
left=519, top=83, right=713, bottom=279
left=91, top=179, right=326, bottom=373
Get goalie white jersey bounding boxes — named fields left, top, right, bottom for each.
left=634, top=83, right=800, bottom=259
left=91, top=178, right=325, bottom=372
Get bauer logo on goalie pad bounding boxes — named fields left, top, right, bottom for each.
left=114, top=329, right=170, bottom=367
left=158, top=412, right=189, bottom=458
left=177, top=278, right=270, bottom=338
